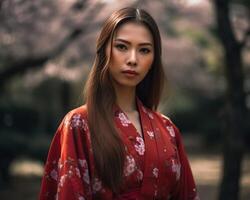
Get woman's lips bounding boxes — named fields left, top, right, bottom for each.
left=122, top=70, right=139, bottom=77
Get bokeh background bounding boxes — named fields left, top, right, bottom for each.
left=0, top=0, right=249, bottom=200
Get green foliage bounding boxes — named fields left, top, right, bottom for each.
left=164, top=90, right=224, bottom=145
left=184, top=30, right=210, bottom=48
left=0, top=106, right=39, bottom=134
left=233, top=0, right=250, bottom=6
left=161, top=15, right=180, bottom=37
left=0, top=130, right=27, bottom=156
left=179, top=26, right=225, bottom=75
left=0, top=104, right=50, bottom=162
left=0, top=129, right=51, bottom=162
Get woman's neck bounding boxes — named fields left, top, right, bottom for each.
left=114, top=85, right=137, bottom=113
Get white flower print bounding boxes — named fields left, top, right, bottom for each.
left=118, top=112, right=131, bottom=127
left=58, top=158, right=63, bottom=169
left=152, top=167, right=159, bottom=178
left=78, top=159, right=88, bottom=168
left=59, top=174, right=67, bottom=188
left=148, top=112, right=154, bottom=119
left=136, top=136, right=144, bottom=144
left=147, top=131, right=154, bottom=139
left=82, top=121, right=89, bottom=131
left=78, top=159, right=90, bottom=184
left=72, top=114, right=83, bottom=127
left=83, top=169, right=90, bottom=184
left=154, top=190, right=158, bottom=197
left=55, top=157, right=86, bottom=191
left=166, top=126, right=175, bottom=137
left=171, top=159, right=181, bottom=180
left=72, top=114, right=88, bottom=130
left=64, top=114, right=88, bottom=130
left=68, top=169, right=73, bottom=177
left=50, top=169, right=58, bottom=181
left=134, top=136, right=145, bottom=155
left=75, top=167, right=81, bottom=178
left=92, top=178, right=102, bottom=193
left=64, top=115, right=71, bottom=127
left=79, top=196, right=85, bottom=200
left=124, top=155, right=136, bottom=176
left=137, top=169, right=143, bottom=181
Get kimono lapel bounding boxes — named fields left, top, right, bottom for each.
left=113, top=104, right=146, bottom=179
left=136, top=99, right=160, bottom=199
left=113, top=99, right=168, bottom=199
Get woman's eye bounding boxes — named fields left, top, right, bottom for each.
left=115, top=44, right=127, bottom=51
left=140, top=48, right=151, bottom=54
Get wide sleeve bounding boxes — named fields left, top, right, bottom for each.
left=170, top=122, right=199, bottom=200
left=39, top=111, right=92, bottom=200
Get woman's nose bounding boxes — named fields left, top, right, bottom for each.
left=127, top=49, right=137, bottom=67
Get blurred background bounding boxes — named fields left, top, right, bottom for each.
left=0, top=0, right=249, bottom=199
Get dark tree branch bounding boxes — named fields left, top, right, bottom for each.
left=0, top=54, right=48, bottom=79
left=71, top=0, right=87, bottom=11
left=0, top=3, right=104, bottom=88
left=215, top=0, right=238, bottom=50
left=0, top=28, right=83, bottom=87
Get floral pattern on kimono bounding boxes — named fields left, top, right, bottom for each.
left=39, top=100, right=199, bottom=200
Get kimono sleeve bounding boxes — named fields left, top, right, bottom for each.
left=39, top=112, right=92, bottom=200
left=170, top=123, right=199, bottom=200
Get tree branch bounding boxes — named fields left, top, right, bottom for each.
left=214, top=0, right=238, bottom=51
left=0, top=3, right=104, bottom=88
left=0, top=28, right=83, bottom=87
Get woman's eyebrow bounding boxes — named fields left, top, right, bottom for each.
left=114, top=38, right=153, bottom=46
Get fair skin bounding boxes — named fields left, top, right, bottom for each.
left=106, top=21, right=154, bottom=137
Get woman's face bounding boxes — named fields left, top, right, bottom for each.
left=106, top=21, right=154, bottom=89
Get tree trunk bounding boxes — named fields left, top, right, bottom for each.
left=214, top=0, right=247, bottom=200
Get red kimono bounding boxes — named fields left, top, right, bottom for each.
left=39, top=99, right=199, bottom=200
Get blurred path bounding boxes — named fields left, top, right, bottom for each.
left=190, top=154, right=250, bottom=200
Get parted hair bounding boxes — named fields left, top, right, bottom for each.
left=84, top=7, right=165, bottom=192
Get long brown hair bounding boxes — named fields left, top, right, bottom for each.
left=84, top=7, right=165, bottom=192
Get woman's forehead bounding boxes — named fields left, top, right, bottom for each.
left=113, top=21, right=153, bottom=44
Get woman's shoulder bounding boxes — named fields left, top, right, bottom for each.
left=64, top=104, right=88, bottom=119
left=59, top=104, right=89, bottom=131
left=158, top=112, right=174, bottom=125
left=148, top=110, right=182, bottom=141
left=150, top=109, right=175, bottom=126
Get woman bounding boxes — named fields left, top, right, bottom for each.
left=39, top=7, right=199, bottom=200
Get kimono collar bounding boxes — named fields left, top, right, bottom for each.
left=113, top=96, right=148, bottom=115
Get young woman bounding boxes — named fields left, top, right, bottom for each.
left=39, top=7, right=199, bottom=200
